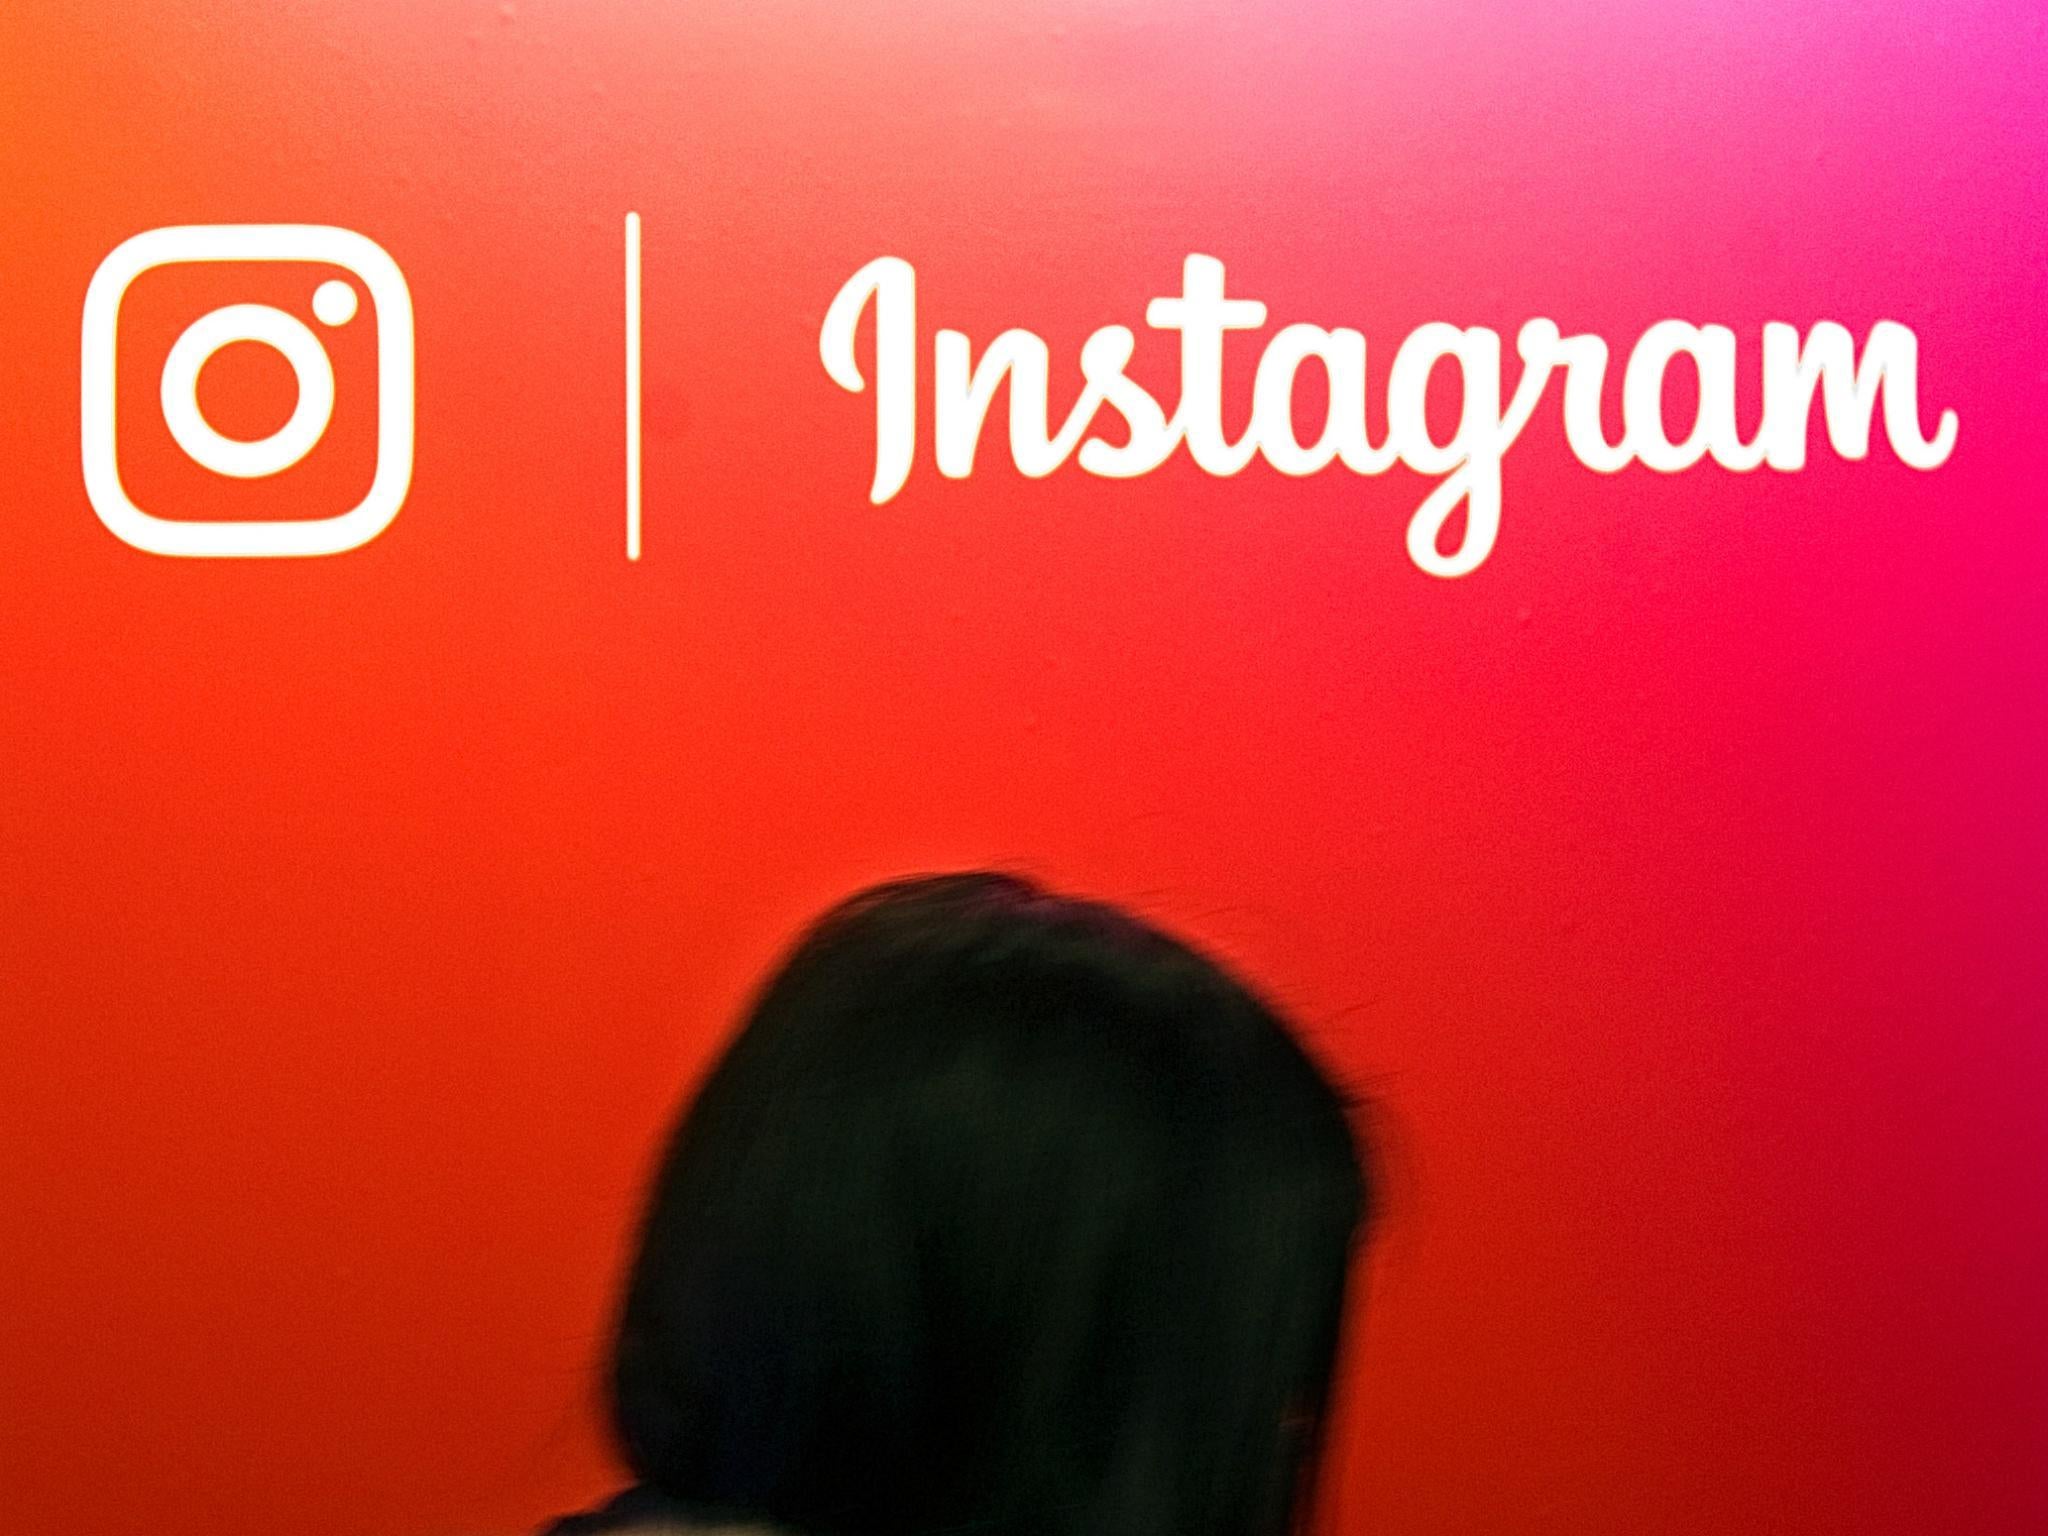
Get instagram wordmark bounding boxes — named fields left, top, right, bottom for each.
left=82, top=224, right=414, bottom=557
left=821, top=255, right=1959, bottom=578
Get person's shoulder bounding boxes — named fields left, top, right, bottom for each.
left=536, top=1485, right=674, bottom=1535
left=538, top=1485, right=780, bottom=1536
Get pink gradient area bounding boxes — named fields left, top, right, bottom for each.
left=0, top=3, right=2043, bottom=1535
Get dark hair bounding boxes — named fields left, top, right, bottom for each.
left=610, top=871, right=1369, bottom=1536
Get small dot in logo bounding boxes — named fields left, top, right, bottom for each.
left=312, top=278, right=359, bottom=326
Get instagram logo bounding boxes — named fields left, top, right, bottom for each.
left=81, top=225, right=414, bottom=556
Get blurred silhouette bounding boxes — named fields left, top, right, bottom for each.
left=546, top=871, right=1371, bottom=1536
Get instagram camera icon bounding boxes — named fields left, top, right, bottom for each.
left=81, top=225, right=414, bottom=556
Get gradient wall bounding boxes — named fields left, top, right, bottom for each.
left=2, top=2, right=2044, bottom=1533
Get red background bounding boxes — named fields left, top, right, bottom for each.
left=2, top=3, right=2044, bottom=1533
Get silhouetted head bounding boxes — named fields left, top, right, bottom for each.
left=609, top=871, right=1370, bottom=1536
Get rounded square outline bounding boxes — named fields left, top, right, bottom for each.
left=80, top=224, right=415, bottom=557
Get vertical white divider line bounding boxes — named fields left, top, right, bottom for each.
left=625, top=211, right=643, bottom=561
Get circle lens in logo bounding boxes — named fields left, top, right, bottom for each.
left=157, top=293, right=358, bottom=480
